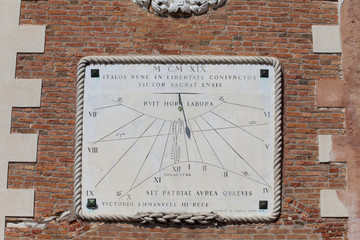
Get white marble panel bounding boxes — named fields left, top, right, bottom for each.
left=312, top=25, right=341, bottom=53
left=321, top=189, right=348, bottom=217
left=319, top=135, right=332, bottom=163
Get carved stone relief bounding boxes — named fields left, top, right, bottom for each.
left=132, top=0, right=226, bottom=17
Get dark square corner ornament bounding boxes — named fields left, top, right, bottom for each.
left=74, top=55, right=283, bottom=225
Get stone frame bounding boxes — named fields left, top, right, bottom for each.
left=74, top=55, right=283, bottom=224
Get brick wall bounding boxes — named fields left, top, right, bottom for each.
left=5, top=0, right=348, bottom=239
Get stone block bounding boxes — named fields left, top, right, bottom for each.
left=0, top=79, right=42, bottom=134
left=319, top=135, right=332, bottom=163
left=0, top=134, right=38, bottom=188
left=0, top=189, right=35, bottom=240
left=312, top=25, right=341, bottom=53
left=321, top=189, right=349, bottom=218
left=0, top=0, right=45, bottom=80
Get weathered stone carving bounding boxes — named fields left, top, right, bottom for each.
left=132, top=0, right=226, bottom=16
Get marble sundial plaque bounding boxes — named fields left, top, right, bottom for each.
left=75, top=56, right=282, bottom=223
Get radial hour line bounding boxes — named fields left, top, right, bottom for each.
left=208, top=111, right=264, bottom=142
left=189, top=123, right=269, bottom=134
left=200, top=115, right=270, bottom=186
left=188, top=120, right=204, bottom=163
left=159, top=121, right=172, bottom=171
left=93, top=114, right=144, bottom=144
left=94, top=103, right=122, bottom=111
left=130, top=120, right=166, bottom=190
left=94, top=101, right=154, bottom=119
left=90, top=131, right=172, bottom=143
left=223, top=101, right=264, bottom=111
left=95, top=118, right=157, bottom=188
left=193, top=118, right=224, bottom=168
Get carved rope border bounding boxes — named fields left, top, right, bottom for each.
left=74, top=55, right=283, bottom=224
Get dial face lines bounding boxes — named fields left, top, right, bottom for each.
left=159, top=122, right=173, bottom=170
left=95, top=117, right=158, bottom=188
left=192, top=118, right=224, bottom=168
left=221, top=101, right=264, bottom=110
left=208, top=110, right=265, bottom=142
left=130, top=120, right=166, bottom=190
left=92, top=113, right=145, bottom=144
left=199, top=115, right=271, bottom=187
left=79, top=62, right=280, bottom=218
left=87, top=96, right=272, bottom=195
left=187, top=121, right=204, bottom=163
